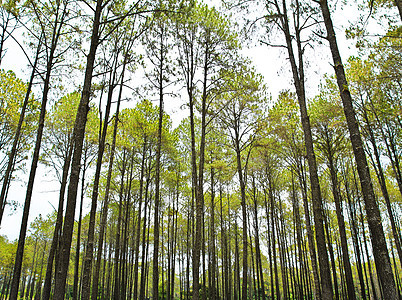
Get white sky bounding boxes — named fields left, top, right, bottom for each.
left=0, top=0, right=396, bottom=240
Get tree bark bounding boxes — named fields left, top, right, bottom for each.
left=54, top=1, right=103, bottom=297
left=361, top=102, right=402, bottom=270
left=113, top=150, right=127, bottom=300
left=318, top=1, right=398, bottom=298
left=42, top=143, right=73, bottom=300
left=321, top=125, right=356, bottom=300
left=0, top=34, right=41, bottom=225
left=91, top=53, right=126, bottom=300
left=9, top=6, right=66, bottom=295
left=273, top=0, right=333, bottom=296
left=152, top=23, right=165, bottom=300
left=72, top=152, right=87, bottom=300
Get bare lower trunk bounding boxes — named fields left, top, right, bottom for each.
left=42, top=144, right=73, bottom=300
left=54, top=1, right=103, bottom=297
left=10, top=12, right=64, bottom=295
left=318, top=1, right=398, bottom=298
left=279, top=0, right=332, bottom=295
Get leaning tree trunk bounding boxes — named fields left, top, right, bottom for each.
left=91, top=52, right=126, bottom=300
left=0, top=34, right=42, bottom=225
left=80, top=70, right=116, bottom=300
left=318, top=1, right=398, bottom=298
left=363, top=110, right=402, bottom=269
left=53, top=1, right=103, bottom=298
left=297, top=159, right=321, bottom=300
left=9, top=8, right=66, bottom=295
left=42, top=143, right=73, bottom=300
left=323, top=132, right=356, bottom=300
left=278, top=0, right=333, bottom=296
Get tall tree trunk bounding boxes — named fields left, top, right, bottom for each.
left=35, top=240, right=47, bottom=300
left=318, top=1, right=398, bottom=298
left=234, top=217, right=241, bottom=300
left=192, top=34, right=210, bottom=300
left=54, top=1, right=103, bottom=297
left=344, top=167, right=367, bottom=300
left=233, top=133, right=249, bottom=300
left=209, top=166, right=217, bottom=299
left=81, top=50, right=119, bottom=300
left=291, top=173, right=305, bottom=300
left=252, top=177, right=265, bottom=299
left=133, top=142, right=147, bottom=300
left=323, top=128, right=356, bottom=300
left=269, top=183, right=280, bottom=300
left=297, top=159, right=321, bottom=299
left=91, top=55, right=126, bottom=300
left=323, top=207, right=339, bottom=300
left=0, top=35, right=41, bottom=225
left=113, top=150, right=127, bottom=300
left=72, top=153, right=87, bottom=300
left=362, top=101, right=402, bottom=268
left=275, top=0, right=333, bottom=296
left=9, top=6, right=66, bottom=294
left=152, top=20, right=165, bottom=300
left=42, top=143, right=73, bottom=300
left=140, top=176, right=151, bottom=300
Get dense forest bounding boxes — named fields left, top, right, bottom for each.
left=0, top=0, right=401, bottom=299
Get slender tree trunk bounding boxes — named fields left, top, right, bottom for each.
left=269, top=184, right=280, bottom=300
left=140, top=177, right=151, bottom=300
left=91, top=55, right=126, bottom=300
left=133, top=142, right=147, bottom=300
left=291, top=173, right=305, bottom=300
left=209, top=166, right=217, bottom=299
left=81, top=50, right=119, bottom=300
left=54, top=1, right=103, bottom=297
left=34, top=241, right=47, bottom=300
left=323, top=130, right=356, bottom=300
left=0, top=35, right=41, bottom=225
left=357, top=192, right=380, bottom=300
left=152, top=21, right=166, bottom=300
left=193, top=35, right=210, bottom=300
left=318, top=1, right=398, bottom=298
left=113, top=150, right=127, bottom=300
left=234, top=135, right=249, bottom=300
left=275, top=0, right=332, bottom=296
left=344, top=169, right=367, bottom=300
left=323, top=207, right=339, bottom=300
left=73, top=155, right=87, bottom=300
left=234, top=217, right=241, bottom=300
left=361, top=103, right=402, bottom=268
left=297, top=160, right=321, bottom=299
left=252, top=178, right=265, bottom=300
left=42, top=143, right=73, bottom=300
left=9, top=7, right=66, bottom=294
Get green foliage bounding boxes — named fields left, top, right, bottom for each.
left=0, top=234, right=16, bottom=270
left=0, top=69, right=38, bottom=176
left=41, top=91, right=99, bottom=180
left=118, top=99, right=172, bottom=150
